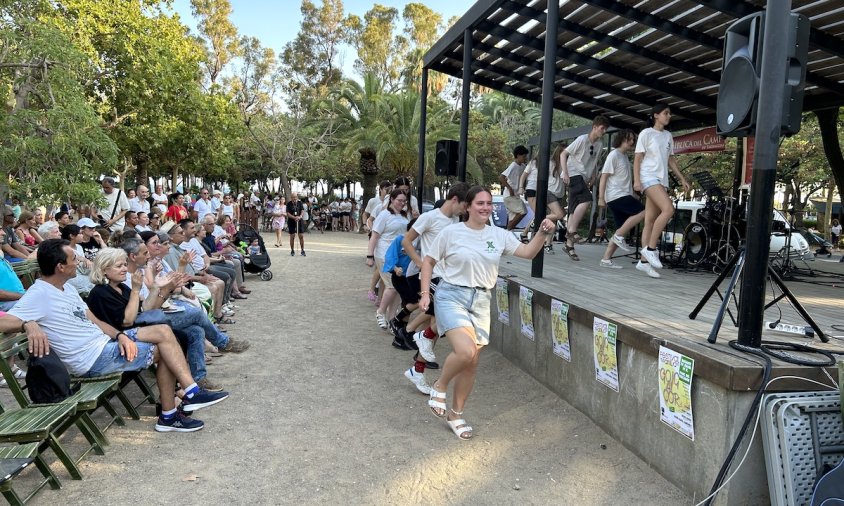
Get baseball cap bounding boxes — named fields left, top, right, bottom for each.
left=76, top=217, right=97, bottom=228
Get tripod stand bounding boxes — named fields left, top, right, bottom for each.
left=688, top=246, right=828, bottom=344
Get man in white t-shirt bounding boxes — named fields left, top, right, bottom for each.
left=98, top=177, right=130, bottom=233
left=129, top=185, right=151, bottom=214
left=152, top=184, right=169, bottom=214
left=363, top=180, right=393, bottom=231
left=0, top=239, right=228, bottom=432
left=192, top=188, right=215, bottom=222
left=597, top=129, right=645, bottom=269
left=397, top=182, right=470, bottom=393
left=498, top=145, right=529, bottom=230
left=561, top=115, right=610, bottom=260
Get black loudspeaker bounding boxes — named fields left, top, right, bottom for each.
left=435, top=139, right=458, bottom=177
left=716, top=11, right=809, bottom=137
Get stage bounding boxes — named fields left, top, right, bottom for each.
left=489, top=241, right=843, bottom=505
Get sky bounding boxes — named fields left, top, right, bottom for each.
left=169, top=0, right=474, bottom=77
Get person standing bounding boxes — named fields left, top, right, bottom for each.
left=271, top=196, right=286, bottom=247
left=597, top=129, right=646, bottom=269
left=560, top=116, right=610, bottom=261
left=151, top=184, right=169, bottom=214
left=192, top=188, right=215, bottom=223
left=99, top=177, right=130, bottom=233
left=499, top=145, right=529, bottom=230
left=831, top=219, right=840, bottom=250
left=633, top=103, right=690, bottom=278
left=165, top=192, right=189, bottom=223
left=130, top=186, right=151, bottom=215
left=286, top=192, right=306, bottom=257
left=418, top=186, right=554, bottom=440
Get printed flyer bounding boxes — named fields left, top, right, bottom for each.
left=658, top=346, right=695, bottom=440
left=592, top=317, right=619, bottom=391
left=495, top=278, right=509, bottom=324
left=519, top=286, right=534, bottom=340
left=550, top=299, right=571, bottom=361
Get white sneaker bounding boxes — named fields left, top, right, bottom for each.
left=404, top=368, right=432, bottom=395
left=640, top=248, right=663, bottom=269
left=600, top=259, right=623, bottom=269
left=612, top=235, right=632, bottom=252
left=375, top=312, right=388, bottom=329
left=636, top=261, right=661, bottom=278
left=0, top=366, right=25, bottom=388
left=413, top=332, right=437, bottom=362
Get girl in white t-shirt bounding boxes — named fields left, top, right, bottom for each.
left=418, top=186, right=554, bottom=440
left=366, top=189, right=410, bottom=329
left=633, top=103, right=690, bottom=276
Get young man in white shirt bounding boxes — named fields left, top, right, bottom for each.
left=499, top=145, right=529, bottom=230
left=398, top=182, right=470, bottom=394
left=561, top=115, right=610, bottom=260
left=597, top=129, right=646, bottom=270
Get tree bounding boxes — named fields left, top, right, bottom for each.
left=347, top=5, right=404, bottom=91
left=190, top=0, right=241, bottom=88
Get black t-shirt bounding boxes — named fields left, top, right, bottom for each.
left=286, top=200, right=304, bottom=217
left=78, top=238, right=101, bottom=260
left=87, top=283, right=137, bottom=330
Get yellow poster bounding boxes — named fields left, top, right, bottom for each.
left=592, top=317, right=618, bottom=391
left=551, top=299, right=570, bottom=361
left=519, top=286, right=534, bottom=340
left=658, top=346, right=695, bottom=440
left=495, top=278, right=509, bottom=324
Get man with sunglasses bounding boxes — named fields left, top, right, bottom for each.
left=560, top=115, right=610, bottom=260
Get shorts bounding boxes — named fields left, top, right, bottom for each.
left=503, top=196, right=526, bottom=216
left=288, top=219, right=305, bottom=234
left=524, top=189, right=537, bottom=198
left=641, top=178, right=665, bottom=191
left=331, top=212, right=340, bottom=218
left=567, top=175, right=593, bottom=214
left=392, top=273, right=421, bottom=304
left=607, top=195, right=645, bottom=226
left=374, top=258, right=393, bottom=289
left=434, top=280, right=492, bottom=346
left=83, top=329, right=156, bottom=377
left=546, top=192, right=563, bottom=207
left=425, top=277, right=441, bottom=316
left=341, top=212, right=350, bottom=217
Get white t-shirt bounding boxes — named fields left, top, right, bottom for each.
left=412, top=208, right=458, bottom=277
left=601, top=149, right=634, bottom=203
left=102, top=188, right=130, bottom=232
left=340, top=201, right=352, bottom=213
left=192, top=199, right=215, bottom=221
left=428, top=223, right=522, bottom=289
left=372, top=210, right=409, bottom=260
left=129, top=197, right=150, bottom=214
left=152, top=192, right=169, bottom=213
left=220, top=204, right=235, bottom=219
left=381, top=194, right=419, bottom=214
left=9, top=279, right=110, bottom=376
left=547, top=161, right=564, bottom=197
left=635, top=127, right=674, bottom=184
left=180, top=238, right=208, bottom=272
left=364, top=196, right=381, bottom=217
left=831, top=224, right=841, bottom=235
left=564, top=133, right=603, bottom=180
left=329, top=201, right=340, bottom=213
left=521, top=160, right=538, bottom=191
left=501, top=161, right=526, bottom=196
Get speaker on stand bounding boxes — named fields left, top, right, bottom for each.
left=435, top=140, right=459, bottom=178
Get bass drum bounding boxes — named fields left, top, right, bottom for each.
left=684, top=222, right=709, bottom=266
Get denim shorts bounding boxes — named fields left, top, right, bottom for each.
left=84, top=329, right=156, bottom=377
left=641, top=178, right=665, bottom=191
left=434, top=281, right=492, bottom=346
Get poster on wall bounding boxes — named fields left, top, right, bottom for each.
left=519, top=286, right=534, bottom=340
left=593, top=317, right=619, bottom=391
left=658, top=346, right=696, bottom=440
left=551, top=299, right=571, bottom=361
left=495, top=278, right=510, bottom=324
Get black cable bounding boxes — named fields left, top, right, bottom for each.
left=759, top=341, right=836, bottom=367
left=703, top=341, right=772, bottom=506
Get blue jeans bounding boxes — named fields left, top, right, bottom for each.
left=84, top=329, right=155, bottom=377
left=163, top=304, right=229, bottom=381
left=170, top=300, right=230, bottom=348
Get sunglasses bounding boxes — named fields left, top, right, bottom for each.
left=589, top=145, right=595, bottom=156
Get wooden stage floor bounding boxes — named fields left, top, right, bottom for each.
left=498, top=239, right=844, bottom=389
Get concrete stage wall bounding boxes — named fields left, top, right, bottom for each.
left=489, top=277, right=769, bottom=506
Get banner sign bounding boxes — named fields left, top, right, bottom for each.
left=519, top=286, right=534, bottom=340
left=658, top=346, right=696, bottom=440
left=673, top=127, right=726, bottom=155
left=551, top=299, right=571, bottom=361
left=593, top=317, right=619, bottom=391
left=495, top=278, right=509, bottom=324
left=742, top=137, right=755, bottom=187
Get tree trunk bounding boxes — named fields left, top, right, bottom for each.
left=825, top=176, right=834, bottom=239
left=279, top=172, right=292, bottom=200
left=171, top=166, right=179, bottom=193
left=359, top=148, right=379, bottom=218
left=134, top=153, right=148, bottom=190
left=817, top=108, right=843, bottom=217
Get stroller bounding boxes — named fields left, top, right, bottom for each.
left=234, top=224, right=274, bottom=280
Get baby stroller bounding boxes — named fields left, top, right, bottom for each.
left=234, top=224, right=274, bottom=280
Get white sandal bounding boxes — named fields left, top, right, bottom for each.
left=447, top=409, right=473, bottom=440
left=428, top=385, right=447, bottom=418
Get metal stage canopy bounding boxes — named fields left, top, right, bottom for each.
left=422, top=0, right=844, bottom=132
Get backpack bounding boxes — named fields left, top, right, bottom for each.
left=26, top=352, right=79, bottom=404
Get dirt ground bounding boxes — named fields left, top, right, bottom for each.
left=15, top=231, right=691, bottom=505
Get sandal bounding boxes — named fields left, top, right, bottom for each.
left=564, top=244, right=580, bottom=261
left=447, top=409, right=473, bottom=440
left=571, top=233, right=586, bottom=244
left=428, top=385, right=447, bottom=418
left=214, top=316, right=236, bottom=325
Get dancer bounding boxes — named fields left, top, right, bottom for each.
left=499, top=145, right=529, bottom=231
left=418, top=186, right=554, bottom=440
left=366, top=189, right=409, bottom=329
left=632, top=103, right=690, bottom=278
left=598, top=129, right=645, bottom=269
left=560, top=115, right=610, bottom=261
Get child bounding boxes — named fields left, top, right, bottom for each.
left=247, top=238, right=261, bottom=256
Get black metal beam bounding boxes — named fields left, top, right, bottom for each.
left=422, top=0, right=504, bottom=68
left=499, top=0, right=721, bottom=83
left=479, top=21, right=719, bottom=110
left=472, top=40, right=714, bottom=126
left=416, top=68, right=429, bottom=206
left=457, top=29, right=472, bottom=183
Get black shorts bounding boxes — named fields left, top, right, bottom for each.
left=524, top=189, right=537, bottom=198
left=331, top=212, right=340, bottom=218
left=567, top=175, right=593, bottom=214
left=392, top=273, right=421, bottom=304
left=288, top=219, right=305, bottom=234
left=341, top=212, right=350, bottom=217
left=607, top=195, right=645, bottom=226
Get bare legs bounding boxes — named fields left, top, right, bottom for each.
left=601, top=210, right=645, bottom=261
left=136, top=325, right=195, bottom=412
left=641, top=185, right=674, bottom=249
left=431, top=328, right=482, bottom=430
left=566, top=201, right=590, bottom=247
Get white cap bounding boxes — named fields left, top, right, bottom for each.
left=76, top=217, right=97, bottom=228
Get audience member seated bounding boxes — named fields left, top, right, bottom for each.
left=75, top=217, right=107, bottom=259
left=15, top=211, right=41, bottom=248
left=60, top=224, right=96, bottom=295
left=2, top=206, right=29, bottom=262
left=0, top=239, right=229, bottom=432
left=136, top=212, right=152, bottom=232
left=0, top=249, right=27, bottom=386
left=180, top=219, right=248, bottom=299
